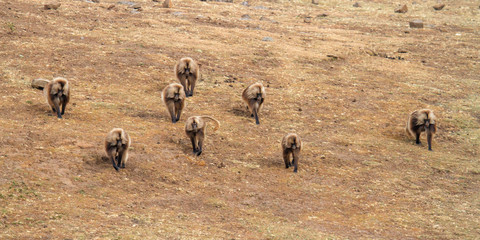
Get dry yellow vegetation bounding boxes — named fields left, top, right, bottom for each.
left=1, top=0, right=479, bottom=239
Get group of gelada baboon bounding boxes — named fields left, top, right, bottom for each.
left=36, top=57, right=436, bottom=173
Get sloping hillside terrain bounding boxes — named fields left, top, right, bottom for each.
left=0, top=0, right=479, bottom=239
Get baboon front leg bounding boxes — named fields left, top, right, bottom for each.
left=61, top=99, right=67, bottom=115
left=116, top=150, right=123, bottom=168
left=167, top=101, right=176, bottom=123
left=180, top=76, right=188, bottom=96
left=190, top=135, right=197, bottom=154
left=120, top=149, right=128, bottom=168
left=53, top=98, right=62, bottom=119
left=415, top=132, right=421, bottom=145
left=253, top=108, right=260, bottom=125
left=109, top=149, right=119, bottom=171
left=196, top=131, right=204, bottom=156
left=427, top=130, right=433, bottom=151
left=175, top=103, right=182, bottom=122
left=189, top=78, right=196, bottom=97
left=292, top=151, right=299, bottom=173
left=283, top=150, right=291, bottom=169
left=186, top=78, right=192, bottom=97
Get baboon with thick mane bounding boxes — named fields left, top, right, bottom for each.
left=105, top=128, right=131, bottom=171
left=242, top=82, right=266, bottom=125
left=44, top=77, right=70, bottom=119
left=185, top=116, right=220, bottom=156
left=162, top=83, right=186, bottom=123
left=282, top=133, right=302, bottom=173
left=406, top=109, right=437, bottom=151
left=175, top=57, right=199, bottom=97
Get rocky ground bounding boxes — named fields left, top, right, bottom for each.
left=0, top=0, right=479, bottom=239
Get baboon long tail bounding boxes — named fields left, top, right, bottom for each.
left=200, top=116, right=220, bottom=132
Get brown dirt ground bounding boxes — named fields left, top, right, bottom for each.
left=1, top=0, right=479, bottom=239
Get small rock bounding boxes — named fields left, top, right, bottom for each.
left=353, top=2, right=361, bottom=7
left=241, top=1, right=249, bottom=6
left=254, top=6, right=267, bottom=10
left=312, top=0, right=319, bottom=5
left=31, top=78, right=50, bottom=90
left=44, top=3, right=61, bottom=10
left=163, top=0, right=173, bottom=8
left=433, top=4, right=445, bottom=10
left=92, top=0, right=100, bottom=2
left=398, top=48, right=408, bottom=53
left=241, top=14, right=251, bottom=20
left=131, top=4, right=141, bottom=9
left=262, top=36, right=273, bottom=41
left=316, top=13, right=328, bottom=18
left=409, top=19, right=423, bottom=28
left=395, top=4, right=408, bottom=13
left=107, top=4, right=115, bottom=10
left=172, top=11, right=183, bottom=16
left=327, top=54, right=343, bottom=60
left=304, top=17, right=312, bottom=23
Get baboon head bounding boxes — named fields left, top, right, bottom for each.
left=51, top=83, right=64, bottom=97
left=424, top=117, right=436, bottom=131
left=191, top=120, right=198, bottom=131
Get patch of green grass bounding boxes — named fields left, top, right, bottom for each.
left=5, top=22, right=15, bottom=33
left=3, top=181, right=38, bottom=200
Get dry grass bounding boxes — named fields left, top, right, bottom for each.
left=1, top=0, right=479, bottom=239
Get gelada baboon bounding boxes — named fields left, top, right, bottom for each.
left=174, top=57, right=199, bottom=97
left=406, top=109, right=437, bottom=151
left=162, top=83, right=186, bottom=123
left=242, top=82, right=266, bottom=125
left=105, top=128, right=131, bottom=171
left=185, top=116, right=220, bottom=156
left=282, top=133, right=302, bottom=173
left=44, top=77, right=70, bottom=119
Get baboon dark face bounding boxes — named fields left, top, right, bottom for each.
left=174, top=92, right=180, bottom=101
left=184, top=66, right=190, bottom=75
left=192, top=121, right=198, bottom=131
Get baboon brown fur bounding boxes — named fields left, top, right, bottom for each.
left=174, top=57, right=199, bottom=97
left=44, top=77, right=70, bottom=119
left=105, top=128, right=131, bottom=171
left=185, top=116, right=220, bottom=156
left=162, top=83, right=186, bottom=123
left=242, top=82, right=266, bottom=125
left=282, top=133, right=302, bottom=173
left=406, top=109, right=437, bottom=151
